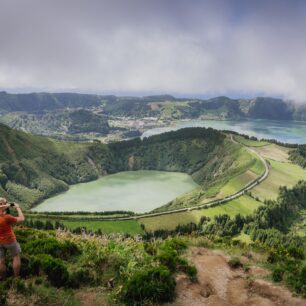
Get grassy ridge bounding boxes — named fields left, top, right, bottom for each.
left=1, top=124, right=248, bottom=211
left=252, top=159, right=306, bottom=200
left=26, top=218, right=143, bottom=235
left=139, top=195, right=261, bottom=232
left=234, top=135, right=269, bottom=147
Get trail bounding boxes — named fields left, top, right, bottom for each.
left=175, top=247, right=306, bottom=306
left=67, top=133, right=269, bottom=221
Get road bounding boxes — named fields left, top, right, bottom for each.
left=85, top=134, right=269, bottom=221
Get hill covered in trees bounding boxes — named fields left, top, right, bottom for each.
left=1, top=91, right=306, bottom=121
left=0, top=124, right=244, bottom=209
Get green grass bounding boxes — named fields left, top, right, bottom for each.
left=234, top=135, right=269, bottom=147
left=220, top=171, right=257, bottom=196
left=29, top=218, right=143, bottom=235
left=252, top=159, right=306, bottom=201
left=61, top=220, right=143, bottom=235
left=139, top=195, right=262, bottom=232
left=250, top=154, right=265, bottom=175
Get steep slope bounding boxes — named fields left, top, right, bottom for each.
left=0, top=124, right=244, bottom=209
left=247, top=97, right=293, bottom=120
left=0, top=123, right=106, bottom=207
left=0, top=91, right=115, bottom=112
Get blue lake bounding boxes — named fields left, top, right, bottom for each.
left=142, top=119, right=306, bottom=144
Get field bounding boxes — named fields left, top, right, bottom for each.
left=253, top=144, right=290, bottom=162
left=27, top=218, right=143, bottom=235
left=252, top=159, right=306, bottom=201
left=234, top=135, right=269, bottom=147
left=138, top=195, right=262, bottom=231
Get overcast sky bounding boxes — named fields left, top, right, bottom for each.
left=0, top=0, right=306, bottom=101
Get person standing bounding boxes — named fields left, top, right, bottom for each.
left=0, top=197, right=24, bottom=278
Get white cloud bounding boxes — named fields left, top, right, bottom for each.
left=0, top=0, right=306, bottom=102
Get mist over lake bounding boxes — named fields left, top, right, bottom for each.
left=32, top=170, right=198, bottom=213
left=142, top=119, right=306, bottom=144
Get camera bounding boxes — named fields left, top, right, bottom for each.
left=9, top=203, right=15, bottom=207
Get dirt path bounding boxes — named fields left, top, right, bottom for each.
left=175, top=247, right=306, bottom=306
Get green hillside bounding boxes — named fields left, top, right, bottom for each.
left=0, top=124, right=247, bottom=210
left=0, top=123, right=101, bottom=207
left=1, top=92, right=306, bottom=121
left=1, top=183, right=305, bottom=305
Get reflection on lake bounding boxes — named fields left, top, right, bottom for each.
left=142, top=119, right=306, bottom=144
left=32, top=170, right=198, bottom=213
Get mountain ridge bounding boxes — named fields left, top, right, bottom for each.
left=1, top=91, right=306, bottom=121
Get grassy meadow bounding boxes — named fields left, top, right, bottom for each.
left=26, top=218, right=143, bottom=235
left=234, top=135, right=270, bottom=147
left=252, top=159, right=306, bottom=201
left=138, top=195, right=262, bottom=231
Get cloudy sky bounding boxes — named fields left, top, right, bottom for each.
left=0, top=0, right=306, bottom=100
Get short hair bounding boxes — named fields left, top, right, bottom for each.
left=0, top=197, right=7, bottom=204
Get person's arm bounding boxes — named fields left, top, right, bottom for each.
left=12, top=203, right=25, bottom=222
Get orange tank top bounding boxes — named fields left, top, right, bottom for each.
left=0, top=215, right=17, bottom=244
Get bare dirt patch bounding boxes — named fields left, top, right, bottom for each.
left=175, top=247, right=306, bottom=306
left=75, top=287, right=108, bottom=306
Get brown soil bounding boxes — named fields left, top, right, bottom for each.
left=74, top=287, right=108, bottom=306
left=175, top=247, right=306, bottom=306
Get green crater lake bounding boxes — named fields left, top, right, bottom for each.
left=32, top=171, right=198, bottom=213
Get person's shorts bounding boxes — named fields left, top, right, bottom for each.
left=0, top=241, right=21, bottom=258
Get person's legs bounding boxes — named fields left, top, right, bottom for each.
left=12, top=255, right=21, bottom=277
left=0, top=257, right=6, bottom=279
left=6, top=242, right=22, bottom=277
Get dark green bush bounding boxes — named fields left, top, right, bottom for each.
left=163, top=238, right=187, bottom=253
left=68, top=268, right=94, bottom=288
left=272, top=267, right=284, bottom=282
left=285, top=265, right=306, bottom=297
left=23, top=238, right=80, bottom=260
left=287, top=246, right=305, bottom=260
left=20, top=255, right=40, bottom=277
left=38, top=254, right=69, bottom=287
left=228, top=257, right=243, bottom=269
left=122, top=265, right=175, bottom=305
left=156, top=247, right=178, bottom=271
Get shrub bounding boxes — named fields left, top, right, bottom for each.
left=144, top=242, right=157, bottom=256
left=272, top=267, right=284, bottom=282
left=163, top=238, right=187, bottom=253
left=38, top=254, right=69, bottom=287
left=23, top=238, right=80, bottom=260
left=122, top=265, right=175, bottom=305
left=156, top=247, right=178, bottom=271
left=287, top=246, right=305, bottom=260
left=228, top=257, right=243, bottom=269
left=68, top=268, right=94, bottom=288
left=285, top=265, right=306, bottom=297
left=20, top=255, right=40, bottom=277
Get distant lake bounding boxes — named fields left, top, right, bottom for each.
left=142, top=119, right=306, bottom=144
left=32, top=170, right=198, bottom=213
